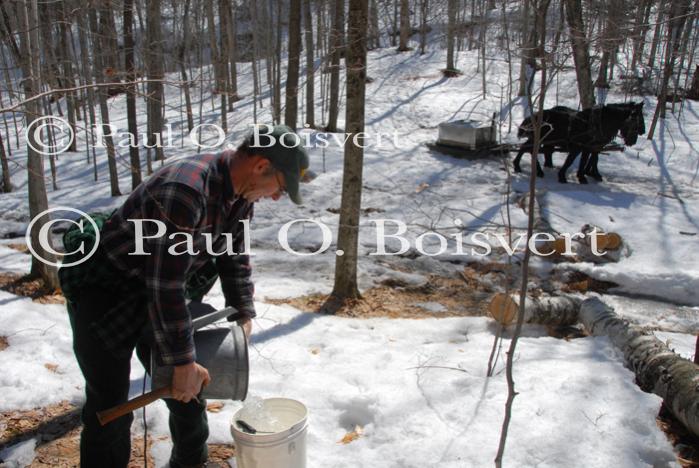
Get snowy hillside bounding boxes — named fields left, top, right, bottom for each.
left=1, top=25, right=698, bottom=468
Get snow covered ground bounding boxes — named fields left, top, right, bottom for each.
left=1, top=29, right=697, bottom=467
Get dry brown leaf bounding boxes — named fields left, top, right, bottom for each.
left=415, top=182, right=430, bottom=193
left=339, top=425, right=364, bottom=445
left=0, top=336, right=8, bottom=351
left=310, top=348, right=320, bottom=355
left=206, top=401, right=224, bottom=413
left=44, top=363, right=59, bottom=373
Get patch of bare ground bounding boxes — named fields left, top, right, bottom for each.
left=0, top=401, right=235, bottom=466
left=267, top=271, right=493, bottom=318
left=6, top=243, right=29, bottom=254
left=560, top=271, right=618, bottom=294
left=657, top=403, right=699, bottom=467
left=0, top=273, right=65, bottom=304
left=0, top=401, right=81, bottom=454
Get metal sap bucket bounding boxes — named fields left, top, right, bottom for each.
left=151, top=304, right=249, bottom=400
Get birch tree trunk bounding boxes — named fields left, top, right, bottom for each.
left=564, top=0, right=595, bottom=108
left=488, top=293, right=581, bottom=326
left=580, top=298, right=699, bottom=439
left=330, top=0, right=368, bottom=305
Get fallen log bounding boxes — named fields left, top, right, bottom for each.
left=488, top=293, right=580, bottom=326
left=580, top=297, right=699, bottom=439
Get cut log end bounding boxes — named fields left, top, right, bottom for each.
left=488, top=293, right=518, bottom=325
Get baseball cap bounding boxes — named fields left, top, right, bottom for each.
left=240, top=124, right=312, bottom=204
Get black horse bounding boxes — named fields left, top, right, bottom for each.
left=513, top=106, right=577, bottom=177
left=513, top=102, right=645, bottom=183
left=557, top=102, right=645, bottom=183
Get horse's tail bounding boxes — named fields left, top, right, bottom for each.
left=517, top=116, right=532, bottom=138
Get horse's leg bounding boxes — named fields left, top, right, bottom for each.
left=558, top=149, right=578, bottom=183
left=587, top=152, right=602, bottom=181
left=513, top=146, right=526, bottom=173
left=535, top=153, right=544, bottom=178
left=577, top=151, right=589, bottom=184
left=543, top=146, right=554, bottom=168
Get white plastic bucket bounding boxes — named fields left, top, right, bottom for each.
left=231, top=398, right=308, bottom=468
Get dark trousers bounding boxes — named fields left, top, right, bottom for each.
left=68, top=286, right=209, bottom=468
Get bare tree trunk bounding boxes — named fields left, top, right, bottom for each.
left=446, top=0, right=458, bottom=73
left=286, top=0, right=303, bottom=129
left=218, top=0, right=232, bottom=113
left=369, top=0, right=380, bottom=50
left=647, top=1, right=666, bottom=69
left=648, top=0, right=691, bottom=138
left=124, top=0, right=142, bottom=189
left=495, top=1, right=550, bottom=463
left=225, top=0, right=239, bottom=102
left=10, top=0, right=59, bottom=288
left=330, top=0, right=368, bottom=306
left=631, top=0, right=652, bottom=70
left=304, top=0, right=316, bottom=127
left=253, top=0, right=263, bottom=121
left=564, top=0, right=595, bottom=108
left=581, top=298, right=699, bottom=439
left=0, top=131, right=11, bottom=192
left=517, top=0, right=532, bottom=96
left=178, top=0, right=195, bottom=132
left=327, top=0, right=344, bottom=131
left=99, top=0, right=122, bottom=81
left=75, top=6, right=99, bottom=181
left=419, top=0, right=428, bottom=54
left=689, top=65, right=699, bottom=99
left=206, top=0, right=227, bottom=132
left=58, top=1, right=77, bottom=153
left=479, top=0, right=487, bottom=97
left=397, top=0, right=410, bottom=50
left=392, top=0, right=398, bottom=46
left=88, top=6, right=121, bottom=196
left=594, top=0, right=621, bottom=95
left=146, top=0, right=165, bottom=161
left=274, top=0, right=282, bottom=123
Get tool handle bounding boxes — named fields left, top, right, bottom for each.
left=97, top=386, right=172, bottom=426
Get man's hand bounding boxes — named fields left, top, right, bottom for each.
left=237, top=317, right=252, bottom=339
left=172, top=362, right=210, bottom=403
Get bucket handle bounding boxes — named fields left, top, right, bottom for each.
left=191, top=306, right=238, bottom=330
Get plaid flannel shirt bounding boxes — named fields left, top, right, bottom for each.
left=59, top=151, right=255, bottom=366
